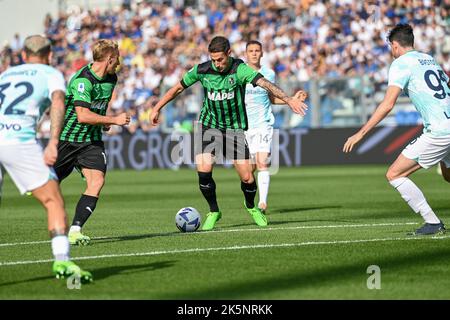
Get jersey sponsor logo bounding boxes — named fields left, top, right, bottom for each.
left=445, top=112, right=450, bottom=119
left=418, top=59, right=437, bottom=66
left=77, top=83, right=85, bottom=93
left=207, top=91, right=235, bottom=101
left=0, top=123, right=22, bottom=131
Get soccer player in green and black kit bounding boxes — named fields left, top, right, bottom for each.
left=54, top=39, right=130, bottom=245
left=150, top=36, right=308, bottom=231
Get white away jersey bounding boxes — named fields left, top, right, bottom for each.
left=0, top=63, right=65, bottom=145
left=245, top=65, right=276, bottom=128
left=388, top=50, right=450, bottom=136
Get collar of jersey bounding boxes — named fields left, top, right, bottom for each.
left=88, top=63, right=106, bottom=81
left=211, top=57, right=233, bottom=74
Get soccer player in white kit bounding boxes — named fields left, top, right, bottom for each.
left=344, top=24, right=450, bottom=235
left=0, top=35, right=92, bottom=282
left=244, top=41, right=307, bottom=213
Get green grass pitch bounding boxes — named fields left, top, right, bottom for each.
left=0, top=165, right=449, bottom=299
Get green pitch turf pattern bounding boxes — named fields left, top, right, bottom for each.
left=0, top=165, right=449, bottom=299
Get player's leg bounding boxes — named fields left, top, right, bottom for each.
left=68, top=142, right=107, bottom=245
left=196, top=126, right=222, bottom=231
left=0, top=143, right=92, bottom=282
left=232, top=129, right=268, bottom=227
left=197, top=152, right=221, bottom=231
left=234, top=159, right=268, bottom=227
left=32, top=180, right=92, bottom=283
left=68, top=168, right=104, bottom=245
left=255, top=152, right=270, bottom=213
left=387, top=134, right=447, bottom=235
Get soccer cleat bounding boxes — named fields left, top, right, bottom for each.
left=68, top=231, right=91, bottom=246
left=201, top=211, right=222, bottom=231
left=52, top=260, right=93, bottom=283
left=411, top=221, right=446, bottom=236
left=245, top=203, right=268, bottom=227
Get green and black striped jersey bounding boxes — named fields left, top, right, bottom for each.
left=181, top=57, right=263, bottom=130
left=60, top=64, right=117, bottom=143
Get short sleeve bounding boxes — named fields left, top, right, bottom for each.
left=388, top=59, right=412, bottom=90
left=236, top=63, right=264, bottom=87
left=47, top=70, right=66, bottom=99
left=71, top=78, right=92, bottom=108
left=180, top=65, right=199, bottom=88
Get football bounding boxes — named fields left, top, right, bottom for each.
left=175, top=207, right=201, bottom=232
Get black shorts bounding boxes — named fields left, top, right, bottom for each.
left=54, top=141, right=107, bottom=181
left=194, top=125, right=250, bottom=161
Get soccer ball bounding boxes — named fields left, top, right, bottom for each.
left=175, top=207, right=201, bottom=232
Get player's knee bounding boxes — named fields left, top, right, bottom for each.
left=385, top=170, right=398, bottom=182
left=240, top=172, right=254, bottom=184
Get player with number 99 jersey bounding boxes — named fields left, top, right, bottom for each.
left=388, top=50, right=450, bottom=137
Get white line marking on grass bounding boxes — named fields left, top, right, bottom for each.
left=1, top=234, right=449, bottom=267
left=0, top=222, right=419, bottom=247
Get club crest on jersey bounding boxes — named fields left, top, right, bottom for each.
left=228, top=77, right=235, bottom=86
left=77, top=83, right=85, bottom=93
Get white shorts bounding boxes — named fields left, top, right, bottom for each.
left=402, top=133, right=450, bottom=169
left=0, top=143, right=57, bottom=194
left=245, top=125, right=274, bottom=155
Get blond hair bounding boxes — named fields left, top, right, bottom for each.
left=23, top=35, right=51, bottom=58
left=92, top=39, right=119, bottom=62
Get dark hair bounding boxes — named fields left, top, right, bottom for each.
left=208, top=36, right=230, bottom=53
left=388, top=23, right=414, bottom=47
left=246, top=40, right=262, bottom=50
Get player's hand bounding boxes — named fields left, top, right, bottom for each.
left=343, top=131, right=364, bottom=153
left=150, top=109, right=161, bottom=126
left=294, top=90, right=308, bottom=102
left=114, top=113, right=130, bottom=126
left=43, top=141, right=58, bottom=166
left=287, top=97, right=308, bottom=116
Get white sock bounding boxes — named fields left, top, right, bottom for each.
left=258, top=170, right=270, bottom=207
left=69, top=225, right=81, bottom=233
left=389, top=177, right=440, bottom=224
left=52, top=235, right=70, bottom=261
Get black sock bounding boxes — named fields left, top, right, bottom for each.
left=241, top=180, right=257, bottom=209
left=198, top=172, right=219, bottom=212
left=72, top=194, right=98, bottom=228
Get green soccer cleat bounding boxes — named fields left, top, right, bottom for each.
left=245, top=203, right=268, bottom=227
left=68, top=231, right=91, bottom=246
left=52, top=260, right=93, bottom=283
left=201, top=211, right=222, bottom=231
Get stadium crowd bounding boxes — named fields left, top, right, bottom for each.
left=1, top=0, right=449, bottom=135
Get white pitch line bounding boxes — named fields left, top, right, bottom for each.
left=1, top=234, right=450, bottom=267
left=0, top=222, right=419, bottom=248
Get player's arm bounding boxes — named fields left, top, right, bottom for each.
left=76, top=106, right=129, bottom=126
left=71, top=79, right=129, bottom=126
left=43, top=90, right=66, bottom=166
left=255, top=77, right=308, bottom=115
left=150, top=82, right=185, bottom=126
left=343, top=86, right=401, bottom=153
left=270, top=90, right=308, bottom=104
left=150, top=65, right=199, bottom=126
